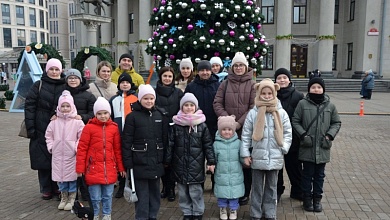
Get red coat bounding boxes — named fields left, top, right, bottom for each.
left=76, top=117, right=125, bottom=186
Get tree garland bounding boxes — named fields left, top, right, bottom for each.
left=317, top=35, right=336, bottom=40
left=72, top=46, right=115, bottom=73
left=17, top=42, right=66, bottom=68
left=276, top=34, right=293, bottom=40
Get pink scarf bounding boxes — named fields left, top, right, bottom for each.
left=172, top=110, right=206, bottom=132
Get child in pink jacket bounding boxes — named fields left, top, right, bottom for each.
left=45, top=90, right=85, bottom=211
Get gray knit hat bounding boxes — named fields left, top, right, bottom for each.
left=65, top=68, right=82, bottom=82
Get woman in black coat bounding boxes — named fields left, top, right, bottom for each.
left=24, top=58, right=65, bottom=200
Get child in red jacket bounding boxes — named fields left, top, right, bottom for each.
left=76, top=97, right=125, bottom=220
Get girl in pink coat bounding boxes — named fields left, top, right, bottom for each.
left=45, top=90, right=85, bottom=211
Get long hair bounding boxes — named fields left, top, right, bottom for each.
left=175, top=67, right=194, bottom=83
left=96, top=61, right=113, bottom=77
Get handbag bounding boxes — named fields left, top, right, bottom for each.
left=19, top=80, right=42, bottom=138
left=72, top=175, right=94, bottom=220
left=123, top=169, right=138, bottom=203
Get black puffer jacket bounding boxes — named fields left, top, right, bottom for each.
left=122, top=102, right=169, bottom=179
left=155, top=80, right=184, bottom=123
left=65, top=78, right=96, bottom=124
left=166, top=123, right=215, bottom=184
left=24, top=74, right=65, bottom=170
left=277, top=85, right=304, bottom=152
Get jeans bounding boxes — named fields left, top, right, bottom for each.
left=250, top=169, right=278, bottom=219
left=58, top=180, right=77, bottom=193
left=88, top=184, right=115, bottom=216
left=301, top=162, right=326, bottom=197
left=177, top=183, right=205, bottom=216
left=134, top=178, right=160, bottom=220
left=217, top=198, right=239, bottom=210
left=38, top=169, right=58, bottom=193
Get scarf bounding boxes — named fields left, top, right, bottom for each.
left=308, top=93, right=325, bottom=104
left=252, top=97, right=284, bottom=146
left=172, top=109, right=206, bottom=133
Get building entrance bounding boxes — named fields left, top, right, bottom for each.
left=290, top=44, right=307, bottom=77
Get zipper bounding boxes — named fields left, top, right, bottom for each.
left=103, top=123, right=107, bottom=184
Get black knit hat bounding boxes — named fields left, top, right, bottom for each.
left=119, top=53, right=134, bottom=62
left=308, top=77, right=325, bottom=93
left=274, top=68, right=291, bottom=82
left=117, top=73, right=134, bottom=90
left=197, top=60, right=212, bottom=71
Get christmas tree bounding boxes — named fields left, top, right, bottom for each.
left=146, top=0, right=268, bottom=74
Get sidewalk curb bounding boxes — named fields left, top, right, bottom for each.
left=339, top=112, right=390, bottom=116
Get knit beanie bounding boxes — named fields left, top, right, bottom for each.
left=197, top=60, right=212, bottom=71
left=180, top=58, right=193, bottom=71
left=65, top=68, right=83, bottom=82
left=119, top=53, right=134, bottom=62
left=218, top=115, right=236, bottom=134
left=45, top=58, right=62, bottom=72
left=274, top=68, right=291, bottom=82
left=57, top=90, right=75, bottom=112
left=180, top=93, right=199, bottom=110
left=210, top=57, right=223, bottom=67
left=117, top=72, right=134, bottom=90
left=138, top=84, right=156, bottom=100
left=231, top=52, right=248, bottom=69
left=93, top=97, right=111, bottom=115
left=255, top=78, right=280, bottom=101
left=307, top=77, right=325, bottom=93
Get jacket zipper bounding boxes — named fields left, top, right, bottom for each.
left=103, top=124, right=107, bottom=184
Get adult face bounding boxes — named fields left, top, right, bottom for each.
left=119, top=58, right=133, bottom=71
left=198, top=69, right=212, bottom=80
left=98, top=66, right=112, bottom=80
left=232, top=63, right=246, bottom=76
left=211, top=64, right=221, bottom=74
left=67, top=76, right=81, bottom=88
left=309, top=83, right=324, bottom=94
left=140, top=94, right=155, bottom=110
left=47, top=67, right=62, bottom=79
left=180, top=67, right=192, bottom=80
left=161, top=71, right=174, bottom=86
left=275, top=74, right=291, bottom=88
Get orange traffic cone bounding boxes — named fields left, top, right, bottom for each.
left=359, top=101, right=364, bottom=116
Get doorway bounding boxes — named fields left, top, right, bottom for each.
left=290, top=44, right=307, bottom=77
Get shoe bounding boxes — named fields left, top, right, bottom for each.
left=115, top=188, right=124, bottom=198
left=183, top=215, right=193, bottom=220
left=239, top=196, right=249, bottom=205
left=303, top=195, right=314, bottom=212
left=277, top=193, right=281, bottom=203
left=42, top=192, right=52, bottom=200
left=102, top=215, right=111, bottom=220
left=64, top=192, right=76, bottom=211
left=160, top=186, right=167, bottom=198
left=360, top=96, right=366, bottom=99
left=219, top=207, right=228, bottom=220
left=167, top=188, right=176, bottom=202
left=313, top=197, right=323, bottom=212
left=58, top=192, right=68, bottom=210
left=193, top=215, right=202, bottom=220
left=229, top=209, right=237, bottom=220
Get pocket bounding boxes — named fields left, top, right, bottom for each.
left=131, top=144, right=148, bottom=165
left=299, top=135, right=313, bottom=148
left=321, top=136, right=332, bottom=149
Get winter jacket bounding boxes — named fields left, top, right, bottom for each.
left=155, top=80, right=184, bottom=123
left=277, top=86, right=304, bottom=152
left=88, top=76, right=117, bottom=100
left=111, top=67, right=145, bottom=88
left=362, top=72, right=375, bottom=90
left=65, top=79, right=96, bottom=124
left=213, top=132, right=244, bottom=199
left=121, top=102, right=169, bottom=179
left=76, top=117, right=125, bottom=186
left=213, top=68, right=256, bottom=133
left=24, top=74, right=65, bottom=170
left=109, top=90, right=138, bottom=135
left=166, top=122, right=215, bottom=184
left=45, top=109, right=84, bottom=182
left=292, top=94, right=341, bottom=164
left=241, top=101, right=292, bottom=170
left=184, top=74, right=221, bottom=137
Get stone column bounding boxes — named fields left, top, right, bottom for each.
left=84, top=21, right=99, bottom=77
left=317, top=0, right=335, bottom=78
left=275, top=0, right=292, bottom=70
left=139, top=0, right=152, bottom=72
left=100, top=5, right=112, bottom=52
left=116, top=0, right=129, bottom=60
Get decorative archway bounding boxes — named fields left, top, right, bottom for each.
left=17, top=42, right=66, bottom=67
left=72, top=46, right=115, bottom=73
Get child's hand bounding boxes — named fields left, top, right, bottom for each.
left=75, top=115, right=82, bottom=120
left=50, top=115, right=57, bottom=121
left=207, top=165, right=215, bottom=174
left=244, top=157, right=252, bottom=168
left=119, top=171, right=126, bottom=178
left=77, top=173, right=83, bottom=177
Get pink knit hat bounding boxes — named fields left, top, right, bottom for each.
left=93, top=97, right=111, bottom=115
left=45, top=58, right=62, bottom=72
left=138, top=84, right=156, bottom=100
left=57, top=90, right=76, bottom=115
left=218, top=115, right=236, bottom=134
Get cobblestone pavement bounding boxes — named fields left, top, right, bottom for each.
left=1, top=91, right=390, bottom=219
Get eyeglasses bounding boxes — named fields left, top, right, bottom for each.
left=233, top=64, right=245, bottom=68
left=67, top=77, right=80, bottom=81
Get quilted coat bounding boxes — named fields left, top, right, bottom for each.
left=76, top=117, right=125, bottom=186
left=155, top=80, right=184, bottom=123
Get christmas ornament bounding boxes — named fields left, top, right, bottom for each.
left=195, top=20, right=206, bottom=28
left=169, top=26, right=177, bottom=34
left=209, top=29, right=215, bottom=34
left=200, top=4, right=206, bottom=10
left=227, top=21, right=237, bottom=29
left=173, top=44, right=176, bottom=48
left=161, top=0, right=166, bottom=5
left=186, top=18, right=191, bottom=22
left=168, top=38, right=174, bottom=44
left=164, top=45, right=168, bottom=49
left=176, top=13, right=180, bottom=18
left=199, top=36, right=206, bottom=42
left=239, top=35, right=245, bottom=41
left=182, top=3, right=188, bottom=8
left=188, top=24, right=194, bottom=30
left=203, top=54, right=208, bottom=59
left=210, top=39, right=215, bottom=44
left=214, top=52, right=220, bottom=56
left=195, top=58, right=201, bottom=63
left=193, top=41, right=198, bottom=45
left=222, top=30, right=228, bottom=35
left=190, top=8, right=194, bottom=12
left=215, top=22, right=221, bottom=27
left=170, top=55, right=175, bottom=60
left=229, top=30, right=235, bottom=36
left=167, top=6, right=172, bottom=11
left=248, top=34, right=254, bottom=40
left=218, top=39, right=225, bottom=45
left=153, top=8, right=158, bottom=13
left=235, top=5, right=240, bottom=11
left=207, top=11, right=211, bottom=15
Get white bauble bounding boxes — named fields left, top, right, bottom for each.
left=153, top=46, right=156, bottom=50
left=218, top=39, right=225, bottom=45
left=186, top=19, right=191, bottom=22
left=155, top=17, right=159, bottom=20
left=148, top=38, right=152, bottom=42
left=190, top=8, right=194, bottom=12
left=173, top=44, right=176, bottom=48
left=254, top=38, right=259, bottom=43
left=148, top=42, right=153, bottom=46
left=215, top=22, right=221, bottom=26
left=167, top=6, right=172, bottom=11
left=234, top=14, right=238, bottom=18
left=199, top=36, right=206, bottom=42
left=178, top=27, right=182, bottom=30
left=210, top=39, right=215, bottom=44
left=164, top=22, right=169, bottom=27
left=193, top=41, right=197, bottom=45
left=203, top=54, right=208, bottom=59
left=168, top=14, right=172, bottom=18
left=157, top=55, right=161, bottom=60
left=239, top=35, right=245, bottom=41
left=182, top=3, right=187, bottom=8
left=227, top=47, right=230, bottom=51
left=200, top=4, right=206, bottom=10
left=251, top=58, right=256, bottom=63
left=164, top=46, right=168, bottom=49
left=245, top=22, right=250, bottom=27
left=176, top=14, right=180, bottom=18
left=246, top=6, right=251, bottom=10
left=183, top=54, right=187, bottom=57
left=176, top=59, right=181, bottom=64
left=235, top=5, right=240, bottom=11
left=207, top=11, right=211, bottom=15
left=195, top=58, right=201, bottom=63
left=160, top=6, right=164, bottom=10
left=206, top=44, right=210, bottom=48
left=240, top=24, right=245, bottom=28
left=220, top=14, right=224, bottom=18
left=242, top=13, right=245, bottom=17
left=179, top=35, right=184, bottom=41
left=159, top=40, right=164, bottom=45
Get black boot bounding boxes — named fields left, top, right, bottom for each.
left=182, top=215, right=193, bottom=220
left=167, top=187, right=176, bottom=202
left=161, top=185, right=167, bottom=198
left=313, top=197, right=323, bottom=212
left=115, top=176, right=125, bottom=198
left=303, top=195, right=314, bottom=212
left=193, top=215, right=202, bottom=220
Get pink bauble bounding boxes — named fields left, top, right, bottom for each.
left=249, top=34, right=254, bottom=40
left=153, top=31, right=158, bottom=37
left=257, top=24, right=262, bottom=29
left=229, top=30, right=235, bottom=36
left=192, top=0, right=198, bottom=2
left=209, top=29, right=215, bottom=34
left=160, top=26, right=166, bottom=31
left=170, top=55, right=175, bottom=60
left=254, top=52, right=260, bottom=58
left=260, top=38, right=265, bottom=43
left=168, top=38, right=174, bottom=44
left=161, top=0, right=166, bottom=5
left=153, top=8, right=158, bottom=13
left=247, top=0, right=253, bottom=5
left=188, top=24, right=194, bottom=30
left=154, top=55, right=158, bottom=60
left=214, top=52, right=220, bottom=57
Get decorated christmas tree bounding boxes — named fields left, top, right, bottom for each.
left=146, top=0, right=268, bottom=74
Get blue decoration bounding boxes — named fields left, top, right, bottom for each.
left=195, top=20, right=206, bottom=28
left=223, top=59, right=232, bottom=67
left=250, top=25, right=255, bottom=33
left=169, top=26, right=177, bottom=34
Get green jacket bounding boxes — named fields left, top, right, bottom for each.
left=292, top=94, right=341, bottom=164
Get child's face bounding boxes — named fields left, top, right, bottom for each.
left=260, top=87, right=274, bottom=101
left=276, top=74, right=290, bottom=88
left=220, top=127, right=234, bottom=139
left=182, top=102, right=196, bottom=114
left=161, top=71, right=174, bottom=86
left=67, top=76, right=81, bottom=88
left=47, top=67, right=61, bottom=79
left=96, top=110, right=110, bottom=122
left=120, top=81, right=131, bottom=92
left=180, top=67, right=192, bottom=80
left=60, top=102, right=72, bottom=114
left=98, top=66, right=112, bottom=80
left=309, top=83, right=324, bottom=94
left=140, top=94, right=155, bottom=109
left=211, top=64, right=221, bottom=74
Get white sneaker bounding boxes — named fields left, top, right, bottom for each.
left=102, top=215, right=111, bottom=220
left=220, top=207, right=228, bottom=220
left=229, top=209, right=237, bottom=220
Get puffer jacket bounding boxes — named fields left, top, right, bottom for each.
left=362, top=71, right=375, bottom=90
left=166, top=122, right=215, bottom=184
left=213, top=68, right=256, bottom=132
left=76, top=117, right=125, bottom=186
left=24, top=74, right=65, bottom=170
left=65, top=78, right=96, bottom=124
left=111, top=67, right=145, bottom=88
left=45, top=106, right=85, bottom=182
left=155, top=80, right=184, bottom=123
left=213, top=132, right=244, bottom=199
left=121, top=102, right=169, bottom=179
left=109, top=90, right=138, bottom=134
left=241, top=101, right=292, bottom=170
left=88, top=76, right=117, bottom=100
left=292, top=94, right=341, bottom=164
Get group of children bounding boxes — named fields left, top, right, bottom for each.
left=44, top=60, right=340, bottom=220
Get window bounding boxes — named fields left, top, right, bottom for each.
left=39, top=0, right=44, bottom=6
left=29, top=0, right=35, bottom=4
left=40, top=32, right=45, bottom=43
left=69, top=20, right=75, bottom=33
left=31, top=31, right=37, bottom=43
left=129, top=13, right=134, bottom=34
left=263, top=45, right=273, bottom=70
left=3, top=28, right=12, bottom=48
left=16, top=6, right=25, bottom=25
left=293, top=0, right=306, bottom=24
left=261, top=0, right=274, bottom=24
left=16, top=0, right=24, bottom=2
left=334, top=0, right=339, bottom=24
left=112, top=19, right=116, bottom=38
left=347, top=43, right=353, bottom=70
left=49, top=5, right=58, bottom=18
left=332, top=45, right=337, bottom=70
left=17, top=29, right=26, bottom=46
left=70, top=36, right=75, bottom=49
left=49, top=21, right=58, bottom=34
left=30, top=8, right=36, bottom=27
left=1, top=4, right=10, bottom=24
left=50, top=36, right=59, bottom=49
left=39, top=10, right=44, bottom=28
left=69, top=3, right=74, bottom=16
left=349, top=0, right=355, bottom=21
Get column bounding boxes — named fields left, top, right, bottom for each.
left=275, top=0, right=292, bottom=70
left=317, top=0, right=335, bottom=78
left=139, top=0, right=152, bottom=72
left=100, top=4, right=112, bottom=48
left=116, top=0, right=129, bottom=60
left=84, top=21, right=99, bottom=78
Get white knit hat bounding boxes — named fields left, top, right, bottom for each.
left=179, top=58, right=194, bottom=71
left=210, top=57, right=223, bottom=67
left=93, top=97, right=111, bottom=115
left=180, top=93, right=198, bottom=110
left=138, top=84, right=156, bottom=100
left=231, top=52, right=248, bottom=69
